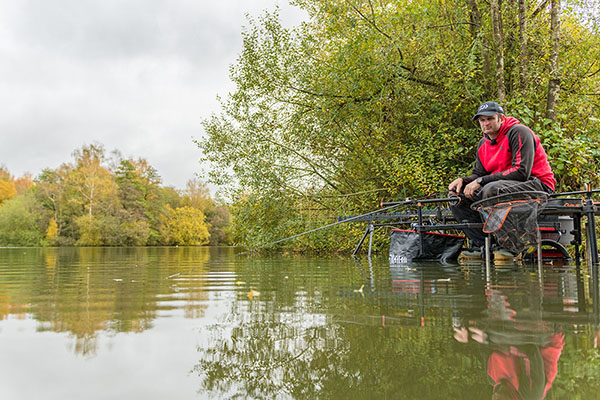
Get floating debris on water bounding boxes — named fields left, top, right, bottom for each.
left=353, top=285, right=365, bottom=297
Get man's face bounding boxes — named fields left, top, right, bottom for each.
left=477, top=114, right=504, bottom=138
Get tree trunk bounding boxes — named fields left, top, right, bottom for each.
left=490, top=0, right=506, bottom=102
left=546, top=0, right=561, bottom=121
left=518, top=0, right=528, bottom=91
left=468, top=0, right=492, bottom=95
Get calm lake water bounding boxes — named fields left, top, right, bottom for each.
left=1, top=246, right=599, bottom=399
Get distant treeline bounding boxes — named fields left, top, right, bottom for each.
left=0, top=143, right=230, bottom=247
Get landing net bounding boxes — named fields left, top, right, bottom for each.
left=472, top=191, right=548, bottom=254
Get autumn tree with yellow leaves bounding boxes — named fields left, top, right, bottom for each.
left=0, top=144, right=230, bottom=246
left=160, top=205, right=210, bottom=246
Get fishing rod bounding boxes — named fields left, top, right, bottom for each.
left=381, top=195, right=460, bottom=207
left=239, top=195, right=454, bottom=255
left=357, top=194, right=460, bottom=257
left=237, top=203, right=403, bottom=255
left=550, top=187, right=600, bottom=197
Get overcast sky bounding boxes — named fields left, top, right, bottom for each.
left=0, top=0, right=306, bottom=191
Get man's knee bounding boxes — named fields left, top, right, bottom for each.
left=480, top=181, right=518, bottom=198
left=480, top=183, right=500, bottom=199
left=451, top=200, right=478, bottom=222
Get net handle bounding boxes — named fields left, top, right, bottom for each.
left=470, top=190, right=549, bottom=211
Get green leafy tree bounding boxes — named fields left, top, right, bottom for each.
left=127, top=158, right=164, bottom=245
left=0, top=191, right=44, bottom=246
left=115, top=160, right=147, bottom=219
left=111, top=159, right=155, bottom=245
left=159, top=186, right=183, bottom=210
left=197, top=0, right=600, bottom=252
left=35, top=165, right=74, bottom=243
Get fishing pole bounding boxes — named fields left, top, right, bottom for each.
left=381, top=195, right=460, bottom=207
left=238, top=202, right=407, bottom=255
left=238, top=194, right=459, bottom=255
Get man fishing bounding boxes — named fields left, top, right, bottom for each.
left=447, top=101, right=556, bottom=260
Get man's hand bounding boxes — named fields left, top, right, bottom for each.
left=468, top=327, right=487, bottom=344
left=463, top=180, right=481, bottom=199
left=453, top=327, right=469, bottom=343
left=448, top=178, right=463, bottom=194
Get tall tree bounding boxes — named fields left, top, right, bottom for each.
left=518, top=0, right=529, bottom=91
left=115, top=160, right=147, bottom=219
left=490, top=0, right=506, bottom=102
left=36, top=166, right=71, bottom=239
left=69, top=143, right=116, bottom=219
left=198, top=0, right=600, bottom=251
left=546, top=0, right=561, bottom=121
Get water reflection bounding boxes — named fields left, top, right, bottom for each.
left=194, top=259, right=600, bottom=399
left=2, top=249, right=600, bottom=398
left=0, top=247, right=214, bottom=355
left=454, top=283, right=564, bottom=399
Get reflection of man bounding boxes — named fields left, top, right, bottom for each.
left=489, top=335, right=564, bottom=400
left=447, top=101, right=556, bottom=259
left=454, top=287, right=564, bottom=399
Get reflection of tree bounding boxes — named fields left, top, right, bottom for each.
left=192, top=260, right=600, bottom=399
left=194, top=313, right=489, bottom=398
left=193, top=259, right=487, bottom=399
left=0, top=247, right=214, bottom=356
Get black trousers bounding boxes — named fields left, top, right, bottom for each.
left=450, top=178, right=551, bottom=249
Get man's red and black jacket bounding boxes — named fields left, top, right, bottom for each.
left=463, top=117, right=556, bottom=191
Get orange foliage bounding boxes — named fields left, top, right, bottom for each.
left=14, top=173, right=35, bottom=194
left=0, top=179, right=17, bottom=203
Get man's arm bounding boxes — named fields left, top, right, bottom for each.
left=450, top=141, right=488, bottom=198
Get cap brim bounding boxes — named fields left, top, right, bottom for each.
left=472, top=111, right=498, bottom=121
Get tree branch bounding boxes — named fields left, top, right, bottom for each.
left=531, top=0, right=551, bottom=19
left=260, top=135, right=341, bottom=193
left=425, top=22, right=478, bottom=29
left=350, top=3, right=392, bottom=41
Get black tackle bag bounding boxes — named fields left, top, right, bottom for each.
left=389, top=229, right=465, bottom=263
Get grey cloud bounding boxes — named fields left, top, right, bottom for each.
left=14, top=0, right=241, bottom=65
left=0, top=0, right=307, bottom=190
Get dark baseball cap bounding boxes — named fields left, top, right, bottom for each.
left=472, top=101, right=504, bottom=121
